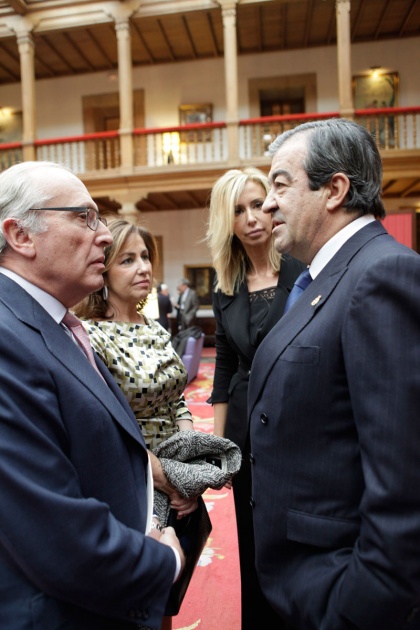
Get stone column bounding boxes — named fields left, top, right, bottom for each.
left=105, top=2, right=141, bottom=173
left=115, top=18, right=134, bottom=172
left=17, top=30, right=36, bottom=161
left=115, top=190, right=148, bottom=223
left=219, top=0, right=239, bottom=164
left=336, top=0, right=354, bottom=118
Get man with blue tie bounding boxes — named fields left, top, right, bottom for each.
left=0, top=161, right=184, bottom=629
left=249, top=118, right=420, bottom=629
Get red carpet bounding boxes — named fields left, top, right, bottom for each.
left=174, top=352, right=241, bottom=630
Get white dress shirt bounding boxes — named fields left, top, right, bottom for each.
left=309, top=215, right=376, bottom=279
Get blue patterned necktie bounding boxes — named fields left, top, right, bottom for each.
left=284, top=268, right=312, bottom=313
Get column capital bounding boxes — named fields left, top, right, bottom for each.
left=336, top=0, right=351, bottom=9
left=217, top=0, right=239, bottom=7
left=104, top=0, right=141, bottom=24
left=16, top=31, right=34, bottom=49
left=117, top=193, right=147, bottom=224
left=6, top=15, right=37, bottom=38
left=115, top=18, right=130, bottom=34
left=218, top=0, right=239, bottom=19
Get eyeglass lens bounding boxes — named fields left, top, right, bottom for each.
left=86, top=208, right=107, bottom=230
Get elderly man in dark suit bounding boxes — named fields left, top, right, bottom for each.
left=249, top=119, right=420, bottom=630
left=175, top=277, right=200, bottom=331
left=0, top=161, right=184, bottom=629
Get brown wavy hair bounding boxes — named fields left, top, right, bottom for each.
left=74, top=219, right=158, bottom=320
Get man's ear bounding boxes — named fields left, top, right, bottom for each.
left=325, top=173, right=350, bottom=212
left=2, top=218, right=36, bottom=258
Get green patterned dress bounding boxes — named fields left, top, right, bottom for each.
left=83, top=317, right=192, bottom=449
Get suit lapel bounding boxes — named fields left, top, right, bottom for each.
left=0, top=277, right=145, bottom=447
left=259, top=255, right=303, bottom=337
left=217, top=257, right=306, bottom=360
left=248, top=265, right=347, bottom=412
left=44, top=317, right=145, bottom=445
left=218, top=282, right=253, bottom=358
left=249, top=221, right=388, bottom=412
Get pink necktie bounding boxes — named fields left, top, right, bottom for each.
left=62, top=311, right=103, bottom=377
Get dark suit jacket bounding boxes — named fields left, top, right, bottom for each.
left=249, top=221, right=420, bottom=630
left=178, top=288, right=200, bottom=330
left=0, top=275, right=175, bottom=630
left=157, top=292, right=173, bottom=330
left=210, top=255, right=305, bottom=451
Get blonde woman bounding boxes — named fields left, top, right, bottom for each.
left=206, top=168, right=305, bottom=630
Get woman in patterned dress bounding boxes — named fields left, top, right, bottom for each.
left=206, top=168, right=305, bottom=630
left=74, top=219, right=196, bottom=630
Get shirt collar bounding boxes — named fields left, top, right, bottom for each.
left=310, top=215, right=376, bottom=280
left=0, top=267, right=67, bottom=323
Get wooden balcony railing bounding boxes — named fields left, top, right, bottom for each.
left=133, top=121, right=227, bottom=166
left=1, top=107, right=419, bottom=175
left=239, top=111, right=340, bottom=159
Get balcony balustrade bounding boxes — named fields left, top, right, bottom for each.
left=1, top=108, right=419, bottom=176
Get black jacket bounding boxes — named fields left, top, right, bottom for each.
left=209, top=255, right=305, bottom=450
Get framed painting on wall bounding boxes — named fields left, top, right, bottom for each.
left=0, top=109, right=22, bottom=144
left=179, top=104, right=213, bottom=142
left=353, top=71, right=399, bottom=147
left=353, top=71, right=399, bottom=110
left=184, top=264, right=216, bottom=308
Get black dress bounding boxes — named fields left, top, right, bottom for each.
left=209, top=255, right=306, bottom=630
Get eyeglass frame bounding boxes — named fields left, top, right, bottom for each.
left=28, top=207, right=107, bottom=232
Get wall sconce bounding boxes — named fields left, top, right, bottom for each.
left=0, top=107, right=13, bottom=123
left=162, top=132, right=180, bottom=164
left=370, top=65, right=382, bottom=79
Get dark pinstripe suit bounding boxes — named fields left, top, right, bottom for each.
left=250, top=221, right=420, bottom=630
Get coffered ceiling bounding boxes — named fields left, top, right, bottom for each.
left=0, top=0, right=419, bottom=86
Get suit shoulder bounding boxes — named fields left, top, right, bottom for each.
left=279, top=255, right=306, bottom=283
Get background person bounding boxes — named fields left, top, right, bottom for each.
left=74, top=219, right=197, bottom=630
left=0, top=161, right=184, bottom=630
left=205, top=167, right=305, bottom=630
left=174, top=277, right=200, bottom=330
left=249, top=118, right=420, bottom=630
left=156, top=282, right=173, bottom=331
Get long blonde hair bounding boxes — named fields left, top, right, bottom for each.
left=205, top=167, right=280, bottom=296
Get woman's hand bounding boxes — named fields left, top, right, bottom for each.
left=149, top=451, right=172, bottom=490
left=149, top=452, right=198, bottom=518
left=169, top=493, right=198, bottom=519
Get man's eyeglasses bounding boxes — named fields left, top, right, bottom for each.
left=29, top=207, right=107, bottom=232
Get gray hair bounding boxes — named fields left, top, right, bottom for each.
left=269, top=118, right=386, bottom=219
left=0, top=161, right=71, bottom=257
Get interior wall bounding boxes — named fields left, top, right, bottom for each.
left=139, top=207, right=211, bottom=303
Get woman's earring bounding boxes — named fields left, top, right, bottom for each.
left=103, top=285, right=109, bottom=301
left=136, top=298, right=147, bottom=314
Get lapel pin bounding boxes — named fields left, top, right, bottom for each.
left=311, top=295, right=322, bottom=306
